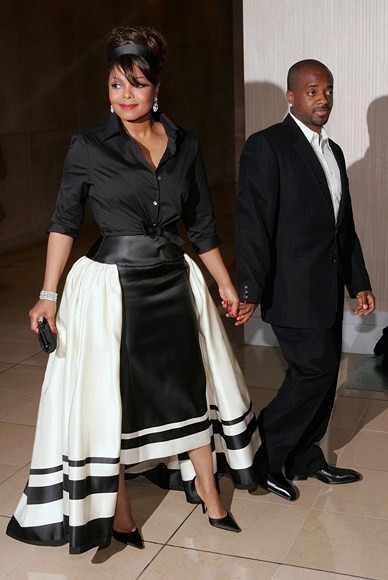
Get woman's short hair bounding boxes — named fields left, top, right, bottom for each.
left=107, top=25, right=167, bottom=86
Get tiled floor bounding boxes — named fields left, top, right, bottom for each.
left=1, top=221, right=388, bottom=579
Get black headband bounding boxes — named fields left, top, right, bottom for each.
left=108, top=43, right=158, bottom=69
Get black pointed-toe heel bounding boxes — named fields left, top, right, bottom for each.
left=112, top=527, right=145, bottom=549
left=187, top=478, right=241, bottom=532
left=186, top=477, right=206, bottom=511
left=186, top=476, right=220, bottom=505
left=208, top=511, right=241, bottom=533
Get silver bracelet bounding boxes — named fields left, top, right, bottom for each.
left=39, top=290, right=58, bottom=302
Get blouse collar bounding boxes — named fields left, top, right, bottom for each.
left=102, top=111, right=183, bottom=146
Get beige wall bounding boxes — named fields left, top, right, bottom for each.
left=243, top=0, right=388, bottom=316
left=0, top=0, right=237, bottom=252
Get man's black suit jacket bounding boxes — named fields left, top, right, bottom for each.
left=236, top=114, right=371, bottom=329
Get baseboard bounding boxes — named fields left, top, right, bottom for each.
left=244, top=308, right=387, bottom=354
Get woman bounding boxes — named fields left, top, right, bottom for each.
left=6, top=25, right=259, bottom=554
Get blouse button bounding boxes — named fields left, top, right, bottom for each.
left=157, top=176, right=162, bottom=181
left=153, top=201, right=158, bottom=206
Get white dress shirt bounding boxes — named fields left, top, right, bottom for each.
left=290, top=112, right=342, bottom=222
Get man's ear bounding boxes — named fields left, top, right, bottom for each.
left=286, top=90, right=294, bottom=106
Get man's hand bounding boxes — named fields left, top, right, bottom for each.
left=354, top=290, right=375, bottom=315
left=226, top=302, right=258, bottom=326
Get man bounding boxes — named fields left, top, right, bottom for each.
left=235, top=60, right=375, bottom=501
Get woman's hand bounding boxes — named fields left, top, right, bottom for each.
left=220, top=284, right=240, bottom=320
left=29, top=300, right=57, bottom=334
left=220, top=285, right=257, bottom=326
left=198, top=247, right=255, bottom=326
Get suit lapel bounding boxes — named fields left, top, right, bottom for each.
left=329, top=140, right=348, bottom=226
left=284, top=115, right=335, bottom=221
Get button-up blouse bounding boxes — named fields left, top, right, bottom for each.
left=48, top=112, right=220, bottom=254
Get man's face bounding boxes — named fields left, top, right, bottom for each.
left=286, top=65, right=333, bottom=132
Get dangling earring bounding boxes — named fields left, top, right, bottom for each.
left=152, top=97, right=159, bottom=113
left=110, top=105, right=114, bottom=113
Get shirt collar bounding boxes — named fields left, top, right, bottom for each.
left=290, top=112, right=329, bottom=146
left=101, top=111, right=183, bottom=144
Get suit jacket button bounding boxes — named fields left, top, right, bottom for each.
left=330, top=257, right=336, bottom=263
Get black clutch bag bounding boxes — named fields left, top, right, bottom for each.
left=38, top=317, right=57, bottom=353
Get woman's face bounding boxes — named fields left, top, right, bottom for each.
left=109, top=64, right=158, bottom=123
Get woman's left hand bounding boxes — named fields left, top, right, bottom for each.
left=198, top=247, right=250, bottom=325
left=219, top=285, right=241, bottom=323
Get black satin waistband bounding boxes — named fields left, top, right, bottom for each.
left=86, top=235, right=185, bottom=266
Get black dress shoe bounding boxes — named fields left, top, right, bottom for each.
left=112, top=528, right=145, bottom=549
left=287, top=465, right=361, bottom=484
left=259, top=471, right=298, bottom=501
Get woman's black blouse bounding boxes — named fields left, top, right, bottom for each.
left=48, top=112, right=220, bottom=254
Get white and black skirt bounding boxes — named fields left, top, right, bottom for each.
left=6, top=235, right=260, bottom=554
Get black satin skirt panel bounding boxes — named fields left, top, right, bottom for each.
left=87, top=234, right=185, bottom=266
left=87, top=235, right=207, bottom=435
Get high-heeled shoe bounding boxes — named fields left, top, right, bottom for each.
left=112, top=527, right=145, bottom=549
left=187, top=478, right=241, bottom=533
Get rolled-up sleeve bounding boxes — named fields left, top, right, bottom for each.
left=182, top=144, right=220, bottom=254
left=48, top=136, right=90, bottom=239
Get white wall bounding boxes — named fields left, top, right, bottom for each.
left=242, top=0, right=388, bottom=353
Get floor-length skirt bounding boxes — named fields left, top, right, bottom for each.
left=6, top=236, right=260, bottom=554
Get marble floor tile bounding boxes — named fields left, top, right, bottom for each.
left=0, top=308, right=33, bottom=326
left=285, top=509, right=388, bottom=580
left=355, top=399, right=388, bottom=431
left=4, top=536, right=162, bottom=580
left=0, top=423, right=35, bottom=466
left=0, top=323, right=37, bottom=344
left=249, top=386, right=278, bottom=416
left=0, top=390, right=35, bottom=420
left=336, top=354, right=382, bottom=393
left=0, top=340, right=41, bottom=364
left=0, top=363, right=13, bottom=374
left=125, top=481, right=195, bottom=544
left=340, top=353, right=367, bottom=373
left=243, top=345, right=286, bottom=367
left=0, top=516, right=36, bottom=579
left=0, top=464, right=29, bottom=517
left=318, top=427, right=356, bottom=465
left=141, top=545, right=278, bottom=579
left=338, top=429, right=388, bottom=471
left=0, top=464, right=21, bottom=485
left=273, top=565, right=369, bottom=579
left=1, top=397, right=40, bottom=427
left=19, top=350, right=49, bottom=367
left=230, top=342, right=261, bottom=362
left=0, top=364, right=45, bottom=396
left=336, top=382, right=388, bottom=401
left=313, top=468, right=388, bottom=519
left=240, top=359, right=285, bottom=389
left=329, top=396, right=369, bottom=430
left=169, top=497, right=309, bottom=562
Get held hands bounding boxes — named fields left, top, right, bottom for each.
left=235, top=302, right=258, bottom=325
left=354, top=290, right=375, bottom=316
left=29, top=299, right=57, bottom=334
left=219, top=284, right=257, bottom=326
